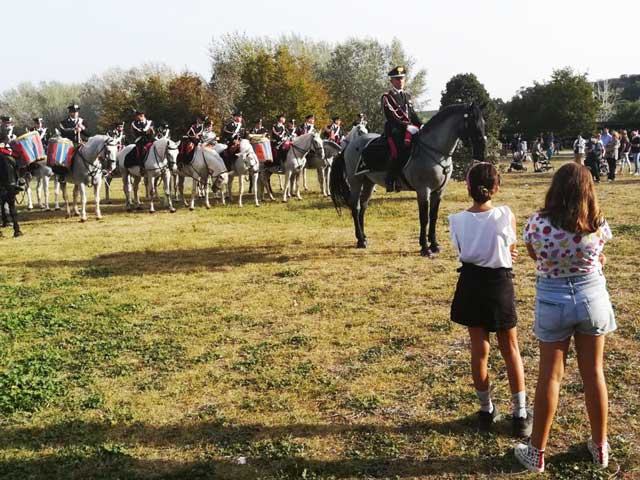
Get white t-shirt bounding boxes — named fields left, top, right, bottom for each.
left=448, top=206, right=516, bottom=269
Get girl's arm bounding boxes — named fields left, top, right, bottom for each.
left=510, top=211, right=518, bottom=261
left=525, top=242, right=537, bottom=261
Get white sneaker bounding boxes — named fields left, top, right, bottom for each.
left=514, top=442, right=545, bottom=473
left=587, top=438, right=609, bottom=469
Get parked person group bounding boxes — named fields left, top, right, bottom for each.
left=450, top=162, right=615, bottom=473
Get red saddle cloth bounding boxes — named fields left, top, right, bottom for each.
left=281, top=141, right=292, bottom=151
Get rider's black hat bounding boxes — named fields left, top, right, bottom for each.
left=33, top=117, right=43, bottom=123
left=254, top=118, right=262, bottom=124
left=332, top=116, right=341, bottom=122
left=1, top=116, right=12, bottom=123
left=160, top=122, right=169, bottom=128
left=277, top=113, right=286, bottom=119
left=134, top=109, right=145, bottom=115
left=115, top=121, right=125, bottom=127
left=305, top=114, right=315, bottom=121
left=388, top=66, right=406, bottom=78
left=68, top=104, right=80, bottom=112
left=233, top=110, right=243, bottom=117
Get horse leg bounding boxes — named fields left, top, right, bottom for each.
left=8, top=195, right=21, bottom=237
left=252, top=171, right=260, bottom=207
left=1, top=198, right=8, bottom=227
left=427, top=190, right=443, bottom=254
left=61, top=181, right=71, bottom=218
left=134, top=177, right=142, bottom=209
left=417, top=190, right=431, bottom=257
left=123, top=173, right=132, bottom=211
left=204, top=176, right=210, bottom=209
left=54, top=177, right=61, bottom=210
left=42, top=176, right=50, bottom=210
left=25, top=179, right=33, bottom=210
left=104, top=176, right=112, bottom=204
left=227, top=173, right=233, bottom=203
left=358, top=179, right=375, bottom=244
left=282, top=169, right=291, bottom=202
left=72, top=184, right=80, bottom=217
left=190, top=178, right=197, bottom=210
left=295, top=170, right=303, bottom=200
left=238, top=174, right=244, bottom=207
left=78, top=183, right=87, bottom=222
left=94, top=179, right=103, bottom=220
left=148, top=175, right=156, bottom=213
left=165, top=172, right=175, bottom=213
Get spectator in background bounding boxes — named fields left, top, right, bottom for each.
left=573, top=135, right=586, bottom=165
left=585, top=134, right=604, bottom=183
left=532, top=138, right=546, bottom=172
left=604, top=131, right=620, bottom=181
left=630, top=130, right=640, bottom=176
left=618, top=130, right=631, bottom=175
left=601, top=128, right=612, bottom=148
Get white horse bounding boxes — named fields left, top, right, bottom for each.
left=23, top=164, right=62, bottom=211
left=281, top=133, right=324, bottom=202
left=60, top=135, right=118, bottom=222
left=176, top=143, right=228, bottom=210
left=117, top=138, right=179, bottom=213
left=226, top=139, right=260, bottom=207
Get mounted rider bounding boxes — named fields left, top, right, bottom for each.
left=221, top=110, right=245, bottom=169
left=286, top=118, right=297, bottom=138
left=155, top=122, right=170, bottom=140
left=352, top=112, right=367, bottom=127
left=187, top=116, right=205, bottom=141
left=0, top=116, right=16, bottom=147
left=201, top=119, right=217, bottom=146
left=59, top=104, right=86, bottom=145
left=296, top=114, right=315, bottom=136
left=250, top=118, right=267, bottom=135
left=382, top=66, right=422, bottom=192
left=323, top=116, right=342, bottom=144
left=129, top=110, right=154, bottom=167
left=106, top=121, right=126, bottom=147
left=29, top=117, right=50, bottom=150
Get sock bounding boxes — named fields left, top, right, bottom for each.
left=527, top=441, right=545, bottom=469
left=512, top=391, right=527, bottom=418
left=476, top=389, right=493, bottom=413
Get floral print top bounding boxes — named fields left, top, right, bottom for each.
left=523, top=213, right=612, bottom=278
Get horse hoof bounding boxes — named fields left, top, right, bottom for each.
left=430, top=245, right=441, bottom=255
left=189, top=207, right=195, bottom=211
left=420, top=248, right=432, bottom=257
left=54, top=207, right=61, bottom=211
left=80, top=217, right=87, bottom=223
left=357, top=240, right=368, bottom=249
left=149, top=210, right=155, bottom=214
left=27, top=206, right=33, bottom=211
left=14, top=231, right=23, bottom=238
left=96, top=216, right=103, bottom=221
left=170, top=208, right=176, bottom=213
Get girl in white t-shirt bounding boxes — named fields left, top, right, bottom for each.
left=448, top=162, right=531, bottom=437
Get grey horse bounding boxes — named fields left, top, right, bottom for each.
left=330, top=103, right=487, bottom=256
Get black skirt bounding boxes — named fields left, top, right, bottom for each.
left=450, top=263, right=517, bottom=332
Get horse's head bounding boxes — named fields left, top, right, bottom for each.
left=166, top=139, right=179, bottom=172
left=102, top=136, right=119, bottom=173
left=461, top=103, right=487, bottom=161
left=311, top=133, right=325, bottom=160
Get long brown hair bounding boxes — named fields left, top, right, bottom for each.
left=540, top=163, right=603, bottom=233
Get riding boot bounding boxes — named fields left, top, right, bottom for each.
left=386, top=137, right=399, bottom=192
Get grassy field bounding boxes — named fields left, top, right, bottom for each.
left=0, top=156, right=639, bottom=479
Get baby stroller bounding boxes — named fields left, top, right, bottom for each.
left=599, top=157, right=609, bottom=178
left=534, top=153, right=554, bottom=173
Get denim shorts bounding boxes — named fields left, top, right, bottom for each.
left=534, top=272, right=616, bottom=342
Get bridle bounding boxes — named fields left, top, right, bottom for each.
left=76, top=139, right=115, bottom=181
left=148, top=140, right=178, bottom=174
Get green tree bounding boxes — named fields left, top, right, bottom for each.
left=505, top=68, right=597, bottom=140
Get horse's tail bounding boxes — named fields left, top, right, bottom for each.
left=329, top=152, right=350, bottom=215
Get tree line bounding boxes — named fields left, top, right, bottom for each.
left=1, top=32, right=637, bottom=151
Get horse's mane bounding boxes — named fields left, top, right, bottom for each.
left=421, top=103, right=469, bottom=135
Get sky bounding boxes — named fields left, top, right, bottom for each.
left=2, top=0, right=637, bottom=107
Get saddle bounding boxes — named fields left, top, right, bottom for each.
left=358, top=136, right=392, bottom=173
left=124, top=142, right=152, bottom=169
left=178, top=139, right=197, bottom=165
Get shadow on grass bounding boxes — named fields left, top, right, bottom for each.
left=0, top=417, right=525, bottom=479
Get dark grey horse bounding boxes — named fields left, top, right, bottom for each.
left=330, top=103, right=487, bottom=256
left=0, top=153, right=22, bottom=237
